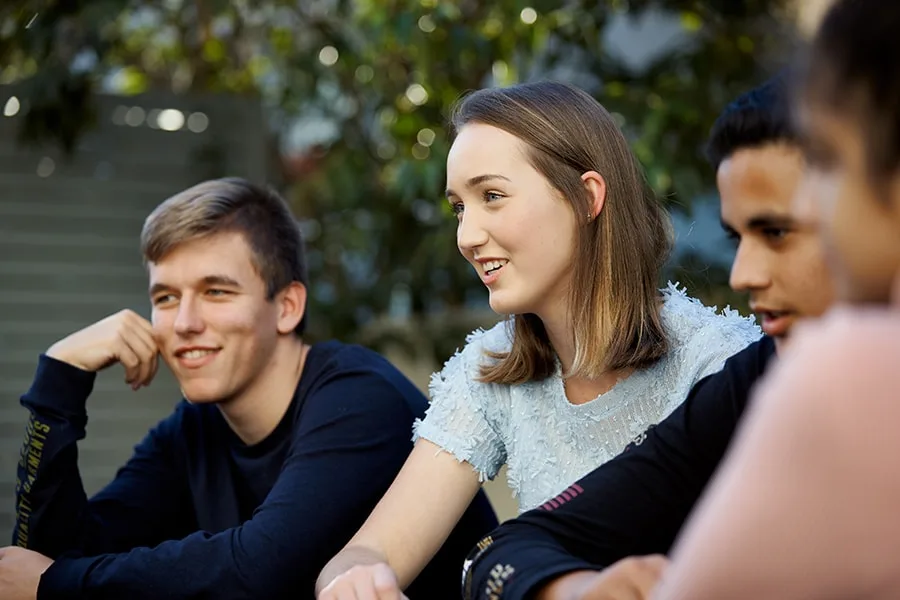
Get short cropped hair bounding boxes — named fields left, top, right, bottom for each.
left=705, top=75, right=796, bottom=170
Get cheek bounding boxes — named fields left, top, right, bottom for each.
left=150, top=309, right=173, bottom=337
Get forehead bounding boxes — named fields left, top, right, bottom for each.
left=799, top=100, right=865, bottom=154
left=447, top=124, right=529, bottom=179
left=717, top=144, right=803, bottom=223
left=147, top=231, right=258, bottom=284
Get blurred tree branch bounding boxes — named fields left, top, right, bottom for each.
left=0, top=0, right=790, bottom=356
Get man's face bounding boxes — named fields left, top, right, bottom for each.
left=718, top=142, right=835, bottom=350
left=794, top=103, right=900, bottom=304
left=147, top=231, right=294, bottom=404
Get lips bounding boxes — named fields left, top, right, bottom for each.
left=756, top=310, right=793, bottom=338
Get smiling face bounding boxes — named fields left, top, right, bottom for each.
left=718, top=143, right=835, bottom=349
left=445, top=123, right=579, bottom=320
left=148, top=231, right=296, bottom=404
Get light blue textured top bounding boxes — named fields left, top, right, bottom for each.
left=413, top=283, right=762, bottom=512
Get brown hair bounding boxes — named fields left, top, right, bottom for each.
left=449, top=81, right=672, bottom=384
left=140, top=177, right=309, bottom=334
left=798, top=0, right=900, bottom=186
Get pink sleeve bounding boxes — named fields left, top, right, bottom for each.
left=654, top=309, right=900, bottom=600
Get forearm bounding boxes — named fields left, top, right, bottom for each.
left=38, top=530, right=272, bottom=600
left=14, top=356, right=95, bottom=557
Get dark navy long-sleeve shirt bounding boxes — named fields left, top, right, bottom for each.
left=14, top=340, right=498, bottom=599
left=462, top=337, right=776, bottom=600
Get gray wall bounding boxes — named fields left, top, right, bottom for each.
left=0, top=86, right=266, bottom=538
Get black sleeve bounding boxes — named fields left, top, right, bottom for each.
left=463, top=339, right=774, bottom=600
left=13, top=355, right=191, bottom=558
left=37, top=362, right=419, bottom=599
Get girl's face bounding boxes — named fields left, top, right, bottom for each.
left=445, top=123, right=579, bottom=319
left=794, top=103, right=900, bottom=304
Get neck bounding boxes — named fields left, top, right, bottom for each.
left=219, top=337, right=308, bottom=446
left=539, top=304, right=577, bottom=375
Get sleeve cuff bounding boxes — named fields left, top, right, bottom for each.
left=412, top=420, right=503, bottom=482
left=38, top=556, right=98, bottom=600
left=468, top=556, right=598, bottom=600
left=23, top=355, right=96, bottom=418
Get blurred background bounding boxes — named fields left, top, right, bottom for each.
left=0, top=0, right=832, bottom=533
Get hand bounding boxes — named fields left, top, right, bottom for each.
left=538, top=555, right=669, bottom=600
left=0, top=546, right=53, bottom=600
left=318, top=563, right=410, bottom=600
left=46, top=309, right=160, bottom=390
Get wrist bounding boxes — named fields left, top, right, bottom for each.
left=45, top=344, right=89, bottom=372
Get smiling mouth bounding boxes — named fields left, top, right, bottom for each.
left=482, top=260, right=508, bottom=275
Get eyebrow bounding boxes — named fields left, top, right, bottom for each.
left=445, top=173, right=511, bottom=198
left=747, top=213, right=796, bottom=229
left=720, top=213, right=796, bottom=234
left=149, top=275, right=243, bottom=296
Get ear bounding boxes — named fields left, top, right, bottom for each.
left=275, top=281, right=307, bottom=335
left=581, top=170, right=607, bottom=222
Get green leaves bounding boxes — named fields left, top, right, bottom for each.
left=2, top=0, right=784, bottom=352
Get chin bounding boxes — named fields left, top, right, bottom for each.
left=178, top=381, right=226, bottom=404
left=488, top=293, right=532, bottom=316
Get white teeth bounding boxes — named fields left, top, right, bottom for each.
left=181, top=349, right=215, bottom=359
left=483, top=260, right=508, bottom=274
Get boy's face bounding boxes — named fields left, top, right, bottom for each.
left=718, top=142, right=835, bottom=350
left=795, top=103, right=900, bottom=304
left=147, top=231, right=295, bottom=404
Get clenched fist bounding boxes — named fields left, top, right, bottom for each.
left=46, top=309, right=160, bottom=390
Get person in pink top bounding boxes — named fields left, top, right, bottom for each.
left=655, top=0, right=900, bottom=598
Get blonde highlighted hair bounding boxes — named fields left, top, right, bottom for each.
left=449, top=81, right=673, bottom=384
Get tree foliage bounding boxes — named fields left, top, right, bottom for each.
left=1, top=0, right=795, bottom=357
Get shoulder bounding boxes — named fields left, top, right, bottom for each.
left=301, top=340, right=427, bottom=414
left=429, top=320, right=512, bottom=406
left=661, top=282, right=761, bottom=341
left=434, top=320, right=512, bottom=381
left=768, top=308, right=900, bottom=401
left=744, top=309, right=900, bottom=467
left=662, top=282, right=761, bottom=352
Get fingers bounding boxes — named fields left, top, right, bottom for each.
left=320, top=564, right=403, bottom=600
left=625, top=555, right=669, bottom=597
left=371, top=563, right=403, bottom=600
left=117, top=311, right=160, bottom=389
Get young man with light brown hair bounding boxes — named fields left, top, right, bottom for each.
left=0, top=177, right=497, bottom=600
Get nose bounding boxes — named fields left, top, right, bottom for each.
left=456, top=206, right=489, bottom=253
left=729, top=241, right=771, bottom=293
left=174, top=296, right=205, bottom=336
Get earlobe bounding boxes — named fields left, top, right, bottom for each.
left=581, top=170, right=607, bottom=221
left=276, top=282, right=307, bottom=334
